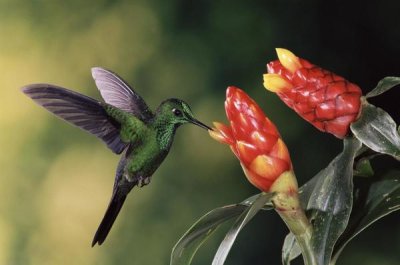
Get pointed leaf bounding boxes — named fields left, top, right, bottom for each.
left=282, top=233, right=302, bottom=265
left=298, top=137, right=362, bottom=265
left=365, top=76, right=400, bottom=98
left=170, top=204, right=247, bottom=265
left=171, top=193, right=274, bottom=265
left=351, top=102, right=400, bottom=159
left=354, top=158, right=374, bottom=177
left=212, top=193, right=274, bottom=265
left=240, top=193, right=274, bottom=210
left=331, top=171, right=400, bottom=264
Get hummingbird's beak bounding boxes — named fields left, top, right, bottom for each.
left=189, top=118, right=213, bottom=131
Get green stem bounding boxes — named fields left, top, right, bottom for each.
left=293, top=222, right=315, bottom=265
left=274, top=197, right=316, bottom=265
left=270, top=171, right=316, bottom=265
left=271, top=189, right=315, bottom=265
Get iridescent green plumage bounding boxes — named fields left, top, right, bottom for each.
left=22, top=67, right=211, bottom=246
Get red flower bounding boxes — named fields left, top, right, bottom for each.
left=209, top=86, right=297, bottom=193
left=264, top=48, right=362, bottom=138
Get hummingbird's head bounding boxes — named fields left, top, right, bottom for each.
left=157, top=98, right=211, bottom=130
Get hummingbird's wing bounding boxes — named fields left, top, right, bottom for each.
left=91, top=67, right=154, bottom=122
left=22, top=84, right=128, bottom=154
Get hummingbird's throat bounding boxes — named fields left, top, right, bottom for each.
left=155, top=121, right=178, bottom=151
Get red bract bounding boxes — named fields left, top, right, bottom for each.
left=264, top=48, right=362, bottom=139
left=209, top=86, right=296, bottom=192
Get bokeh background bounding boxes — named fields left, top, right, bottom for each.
left=0, top=0, right=399, bottom=264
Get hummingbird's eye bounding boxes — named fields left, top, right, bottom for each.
left=172, top=108, right=182, bottom=117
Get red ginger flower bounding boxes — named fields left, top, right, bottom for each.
left=264, top=48, right=362, bottom=139
left=209, top=86, right=297, bottom=193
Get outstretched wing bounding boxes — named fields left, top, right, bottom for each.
left=22, top=84, right=128, bottom=154
left=91, top=67, right=154, bottom=122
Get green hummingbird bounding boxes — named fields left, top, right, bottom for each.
left=22, top=67, right=211, bottom=246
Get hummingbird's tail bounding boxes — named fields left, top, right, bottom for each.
left=92, top=192, right=127, bottom=247
left=22, top=84, right=128, bottom=154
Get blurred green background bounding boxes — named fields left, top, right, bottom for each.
left=0, top=0, right=399, bottom=264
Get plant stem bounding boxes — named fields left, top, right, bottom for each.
left=291, top=216, right=315, bottom=265
left=270, top=171, right=316, bottom=265
left=274, top=195, right=316, bottom=265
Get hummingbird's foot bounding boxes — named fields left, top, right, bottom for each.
left=138, top=176, right=151, bottom=187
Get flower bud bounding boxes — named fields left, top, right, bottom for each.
left=209, top=86, right=297, bottom=192
left=263, top=48, right=362, bottom=138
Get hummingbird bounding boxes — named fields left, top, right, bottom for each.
left=22, top=67, right=211, bottom=246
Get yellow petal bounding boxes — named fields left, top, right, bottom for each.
left=241, top=163, right=273, bottom=192
left=263, top=74, right=293, bottom=93
left=213, top=122, right=227, bottom=131
left=249, top=155, right=284, bottom=180
left=212, top=122, right=234, bottom=142
left=276, top=48, right=302, bottom=73
left=208, top=129, right=228, bottom=144
left=270, top=138, right=291, bottom=164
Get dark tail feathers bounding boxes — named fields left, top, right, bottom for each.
left=92, top=193, right=127, bottom=246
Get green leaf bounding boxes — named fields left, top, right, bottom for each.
left=365, top=76, right=400, bottom=98
left=212, top=193, right=274, bottom=265
left=282, top=233, right=302, bottom=265
left=297, top=137, right=362, bottom=265
left=331, top=171, right=400, bottom=264
left=170, top=192, right=274, bottom=265
left=170, top=204, right=246, bottom=265
left=351, top=102, right=400, bottom=159
left=240, top=193, right=274, bottom=210
left=354, top=158, right=374, bottom=177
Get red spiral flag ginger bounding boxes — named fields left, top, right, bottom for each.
left=209, top=86, right=297, bottom=193
left=264, top=48, right=362, bottom=138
